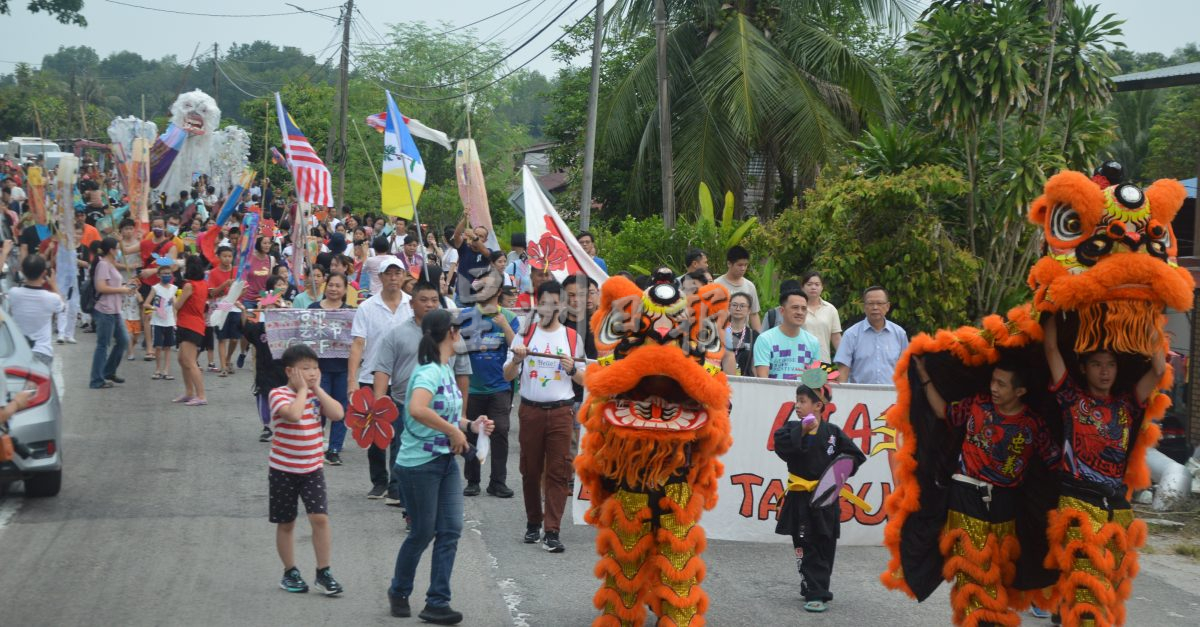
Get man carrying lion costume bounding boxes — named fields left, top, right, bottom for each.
left=881, top=163, right=1191, bottom=627
left=576, top=271, right=733, bottom=626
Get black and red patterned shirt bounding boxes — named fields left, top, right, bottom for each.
left=1050, top=373, right=1144, bottom=492
left=947, top=394, right=1060, bottom=488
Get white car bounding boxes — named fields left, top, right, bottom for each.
left=0, top=295, right=63, bottom=497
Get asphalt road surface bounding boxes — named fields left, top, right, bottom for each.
left=1, top=334, right=1198, bottom=626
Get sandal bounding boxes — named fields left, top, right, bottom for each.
left=803, top=601, right=827, bottom=613
left=185, top=398, right=208, bottom=406
left=152, top=373, right=164, bottom=380
left=163, top=374, right=175, bottom=380
left=218, top=370, right=228, bottom=378
left=172, top=395, right=194, bottom=403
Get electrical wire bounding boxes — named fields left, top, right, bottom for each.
left=215, top=59, right=265, bottom=98
left=102, top=0, right=341, bottom=18
left=351, top=3, right=593, bottom=103
left=360, top=0, right=582, bottom=91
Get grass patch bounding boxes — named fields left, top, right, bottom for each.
left=1172, top=544, right=1200, bottom=559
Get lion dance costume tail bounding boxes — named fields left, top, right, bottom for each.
left=578, top=275, right=732, bottom=626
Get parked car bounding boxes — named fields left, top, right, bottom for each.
left=0, top=293, right=62, bottom=497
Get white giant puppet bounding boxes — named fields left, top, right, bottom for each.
left=152, top=89, right=221, bottom=197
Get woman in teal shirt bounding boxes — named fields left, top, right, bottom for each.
left=388, top=309, right=493, bottom=624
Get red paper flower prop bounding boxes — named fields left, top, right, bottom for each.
left=346, top=387, right=399, bottom=449
left=526, top=232, right=570, bottom=272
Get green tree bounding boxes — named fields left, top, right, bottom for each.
left=1144, top=86, right=1200, bottom=181
left=0, top=0, right=86, bottom=26
left=906, top=0, right=1122, bottom=317
left=601, top=0, right=907, bottom=217
left=753, top=165, right=976, bottom=333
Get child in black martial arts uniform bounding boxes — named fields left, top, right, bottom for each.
left=773, top=378, right=866, bottom=613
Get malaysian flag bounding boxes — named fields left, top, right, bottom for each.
left=275, top=93, right=333, bottom=207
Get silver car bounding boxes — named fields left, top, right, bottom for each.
left=0, top=294, right=63, bottom=497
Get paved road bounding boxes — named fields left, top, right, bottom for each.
left=1, top=333, right=1198, bottom=626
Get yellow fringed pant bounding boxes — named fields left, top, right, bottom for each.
left=592, top=483, right=707, bottom=627
left=1044, top=495, right=1145, bottom=627
left=942, top=509, right=1022, bottom=627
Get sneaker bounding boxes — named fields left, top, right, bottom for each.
left=324, top=451, right=343, bottom=466
left=418, top=604, right=464, bottom=625
left=367, top=485, right=387, bottom=499
left=259, top=427, right=272, bottom=443
left=486, top=483, right=514, bottom=498
left=207, top=363, right=219, bottom=372
left=542, top=531, right=565, bottom=553
left=236, top=352, right=247, bottom=368
left=1029, top=605, right=1052, bottom=619
left=65, top=337, right=77, bottom=344
left=56, top=338, right=65, bottom=344
left=524, top=523, right=541, bottom=544
left=279, top=567, right=308, bottom=593
left=463, top=482, right=481, bottom=497
left=389, top=593, right=411, bottom=617
left=384, top=494, right=403, bottom=507
left=106, top=375, right=125, bottom=384
left=314, top=567, right=343, bottom=596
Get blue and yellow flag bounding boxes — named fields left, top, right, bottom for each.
left=382, top=91, right=425, bottom=219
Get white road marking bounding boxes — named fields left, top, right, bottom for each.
left=0, top=498, right=21, bottom=531
left=498, top=577, right=531, bottom=627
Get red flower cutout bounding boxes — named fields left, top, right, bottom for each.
left=527, top=232, right=570, bottom=272
left=346, top=387, right=399, bottom=449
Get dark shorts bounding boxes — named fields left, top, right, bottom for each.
left=177, top=327, right=205, bottom=347
left=203, top=325, right=215, bottom=351
left=138, top=282, right=152, bottom=301
left=152, top=325, right=176, bottom=348
left=217, top=310, right=242, bottom=340
left=268, top=467, right=328, bottom=523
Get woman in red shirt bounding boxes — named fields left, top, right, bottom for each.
left=174, top=255, right=210, bottom=406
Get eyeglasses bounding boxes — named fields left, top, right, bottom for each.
left=865, top=301, right=889, bottom=307
left=729, top=303, right=748, bottom=309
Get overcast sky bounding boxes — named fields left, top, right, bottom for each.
left=2, top=0, right=1196, bottom=81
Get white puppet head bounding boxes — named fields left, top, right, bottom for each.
left=170, top=89, right=220, bottom=136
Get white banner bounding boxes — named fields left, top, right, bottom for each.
left=572, top=377, right=899, bottom=545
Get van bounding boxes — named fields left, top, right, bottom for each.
left=6, top=138, right=60, bottom=160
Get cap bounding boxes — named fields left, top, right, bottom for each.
left=379, top=257, right=405, bottom=274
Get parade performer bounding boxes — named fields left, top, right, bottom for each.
left=772, top=366, right=866, bottom=614
left=880, top=164, right=1193, bottom=627
left=576, top=272, right=732, bottom=626
left=912, top=355, right=1060, bottom=626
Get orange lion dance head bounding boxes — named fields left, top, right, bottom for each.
left=1028, top=170, right=1192, bottom=356
left=577, top=274, right=732, bottom=495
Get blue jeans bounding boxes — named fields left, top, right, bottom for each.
left=319, top=370, right=349, bottom=452
left=90, top=311, right=128, bottom=388
left=389, top=455, right=463, bottom=607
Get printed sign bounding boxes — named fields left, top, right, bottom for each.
left=572, top=377, right=898, bottom=546
left=263, top=308, right=356, bottom=359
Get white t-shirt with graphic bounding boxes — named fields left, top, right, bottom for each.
left=149, top=283, right=178, bottom=328
left=505, top=324, right=586, bottom=404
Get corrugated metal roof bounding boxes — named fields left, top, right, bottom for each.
left=1114, top=62, right=1200, bottom=91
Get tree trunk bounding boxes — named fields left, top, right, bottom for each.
left=760, top=147, right=777, bottom=219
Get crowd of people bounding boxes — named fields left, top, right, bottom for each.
left=0, top=155, right=918, bottom=624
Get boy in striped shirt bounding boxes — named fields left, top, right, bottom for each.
left=268, top=344, right=346, bottom=595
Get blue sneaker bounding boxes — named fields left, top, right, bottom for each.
left=280, top=567, right=308, bottom=593
left=236, top=352, right=247, bottom=369
left=1029, top=605, right=1051, bottom=619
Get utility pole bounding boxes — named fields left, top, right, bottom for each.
left=327, top=0, right=353, bottom=211
left=212, top=43, right=219, bottom=102
left=655, top=0, right=675, bottom=229
left=578, top=0, right=604, bottom=231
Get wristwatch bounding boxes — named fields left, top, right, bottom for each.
left=567, top=365, right=577, bottom=377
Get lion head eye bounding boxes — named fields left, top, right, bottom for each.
left=1050, top=203, right=1084, bottom=241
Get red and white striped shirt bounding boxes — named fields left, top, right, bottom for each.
left=268, top=386, right=324, bottom=474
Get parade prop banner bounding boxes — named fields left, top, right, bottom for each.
left=521, top=166, right=609, bottom=285
left=571, top=377, right=899, bottom=546
left=381, top=91, right=425, bottom=220
left=26, top=165, right=47, bottom=225
left=263, top=308, right=356, bottom=359
left=456, top=138, right=498, bottom=251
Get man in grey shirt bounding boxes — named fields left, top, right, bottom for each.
left=371, top=280, right=472, bottom=459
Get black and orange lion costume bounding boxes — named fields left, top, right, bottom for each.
left=576, top=275, right=733, bottom=627
left=880, top=165, right=1192, bottom=627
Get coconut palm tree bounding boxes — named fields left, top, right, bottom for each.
left=600, top=0, right=914, bottom=217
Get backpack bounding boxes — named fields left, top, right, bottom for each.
left=80, top=273, right=99, bottom=314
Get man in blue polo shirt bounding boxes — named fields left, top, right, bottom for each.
left=835, top=285, right=908, bottom=384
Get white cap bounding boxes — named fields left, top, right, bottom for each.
left=379, top=257, right=405, bottom=274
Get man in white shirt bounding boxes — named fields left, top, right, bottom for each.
left=8, top=254, right=66, bottom=367
left=714, top=245, right=762, bottom=331
left=348, top=258, right=413, bottom=502
left=503, top=280, right=585, bottom=554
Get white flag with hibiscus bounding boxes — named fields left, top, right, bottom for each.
left=521, top=166, right=609, bottom=284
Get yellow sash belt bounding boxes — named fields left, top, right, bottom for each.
left=787, top=473, right=874, bottom=513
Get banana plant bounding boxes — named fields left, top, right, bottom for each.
left=698, top=182, right=758, bottom=249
